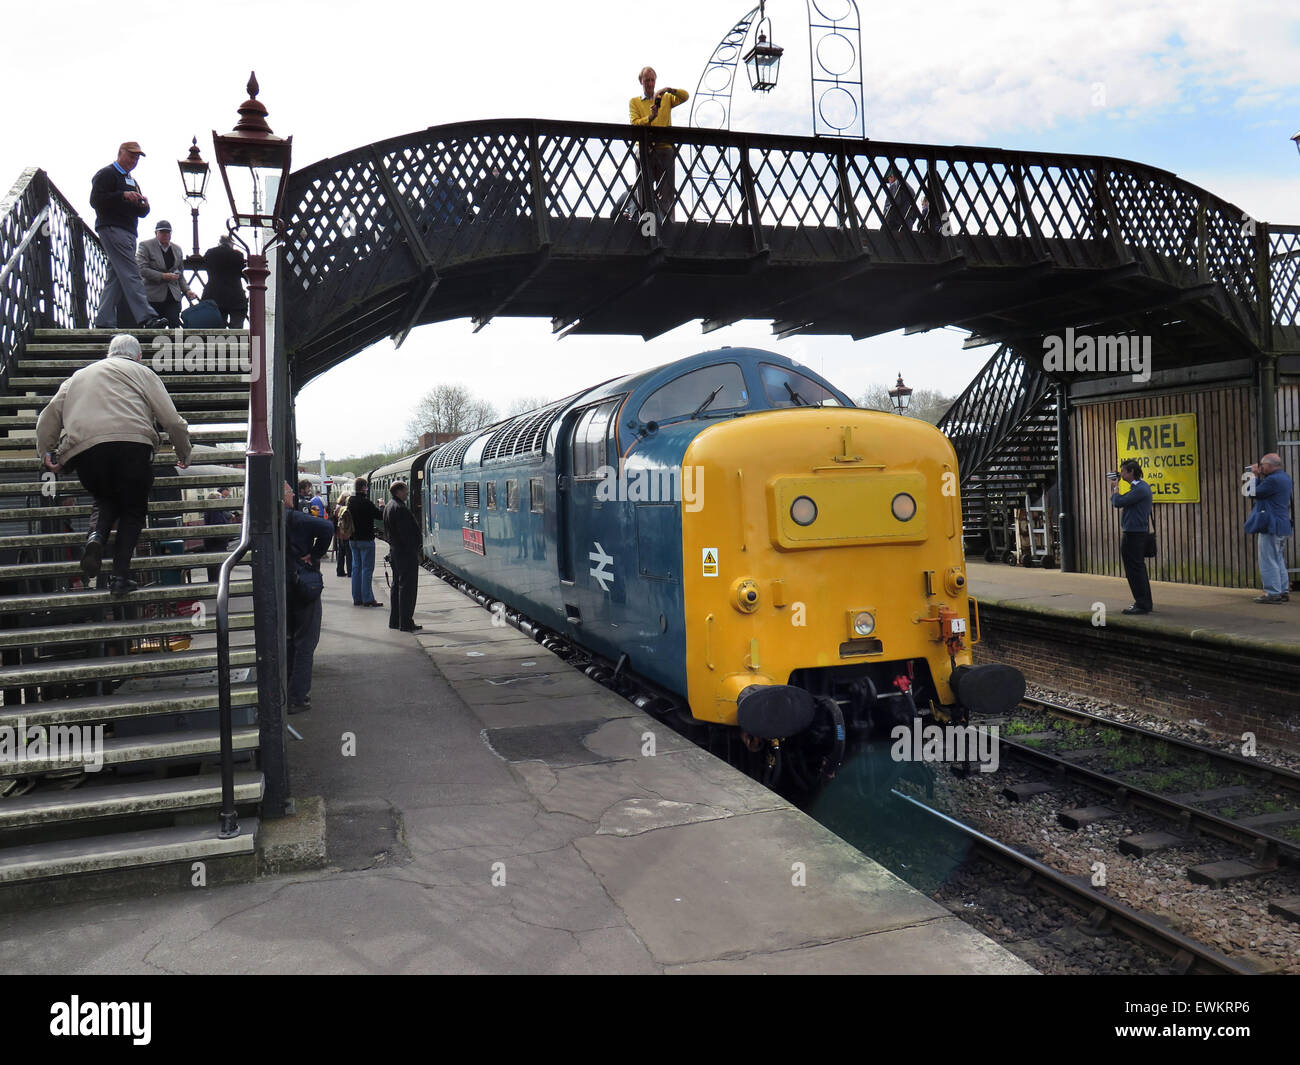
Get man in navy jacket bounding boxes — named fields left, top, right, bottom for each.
left=90, top=142, right=168, bottom=329
left=1247, top=452, right=1294, bottom=603
left=285, top=482, right=333, bottom=713
left=1110, top=458, right=1154, bottom=615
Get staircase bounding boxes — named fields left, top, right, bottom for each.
left=0, top=327, right=261, bottom=889
left=938, top=343, right=1060, bottom=560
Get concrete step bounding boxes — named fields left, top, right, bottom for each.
left=0, top=427, right=248, bottom=449
left=0, top=646, right=258, bottom=688
left=0, top=682, right=259, bottom=728
left=0, top=772, right=264, bottom=829
left=2, top=495, right=245, bottom=521
left=0, top=725, right=259, bottom=777
left=0, top=523, right=239, bottom=550
left=0, top=447, right=246, bottom=472
left=0, top=410, right=248, bottom=431
left=0, top=818, right=258, bottom=884
left=0, top=391, right=250, bottom=408
left=6, top=374, right=250, bottom=392
left=0, top=551, right=249, bottom=580
left=0, top=579, right=253, bottom=614
left=0, top=610, right=254, bottom=649
left=0, top=472, right=242, bottom=496
left=32, top=328, right=248, bottom=340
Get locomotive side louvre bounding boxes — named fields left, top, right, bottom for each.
left=680, top=409, right=973, bottom=729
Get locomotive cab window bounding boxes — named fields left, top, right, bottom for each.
left=572, top=396, right=623, bottom=480
left=759, top=363, right=843, bottom=408
left=530, top=477, right=545, bottom=513
left=486, top=481, right=498, bottom=509
left=637, top=363, right=747, bottom=425
left=506, top=479, right=519, bottom=512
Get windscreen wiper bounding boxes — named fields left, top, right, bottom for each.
left=693, top=384, right=725, bottom=417
left=784, top=382, right=808, bottom=406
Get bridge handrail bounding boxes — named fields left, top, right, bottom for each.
left=282, top=118, right=1297, bottom=350
left=0, top=168, right=108, bottom=383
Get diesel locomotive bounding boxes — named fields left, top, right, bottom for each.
left=368, top=347, right=1023, bottom=791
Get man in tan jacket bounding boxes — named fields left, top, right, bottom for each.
left=36, top=334, right=193, bottom=595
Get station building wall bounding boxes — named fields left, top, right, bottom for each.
left=1068, top=382, right=1282, bottom=588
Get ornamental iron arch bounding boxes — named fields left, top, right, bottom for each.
left=690, top=0, right=864, bottom=139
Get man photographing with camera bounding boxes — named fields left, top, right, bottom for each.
left=1109, top=458, right=1154, bottom=615
left=629, top=66, right=688, bottom=221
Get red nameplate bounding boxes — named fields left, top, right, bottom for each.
left=462, top=528, right=485, bottom=555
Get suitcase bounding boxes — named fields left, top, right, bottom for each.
left=180, top=298, right=226, bottom=329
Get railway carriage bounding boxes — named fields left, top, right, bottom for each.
left=377, top=347, right=1024, bottom=790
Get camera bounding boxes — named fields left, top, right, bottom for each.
left=1106, top=471, right=1119, bottom=481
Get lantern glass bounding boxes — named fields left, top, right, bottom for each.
left=178, top=155, right=210, bottom=203
left=889, top=375, right=913, bottom=413
left=743, top=38, right=783, bottom=93
left=212, top=73, right=293, bottom=231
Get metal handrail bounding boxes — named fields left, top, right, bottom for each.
left=0, top=206, right=48, bottom=290
left=214, top=455, right=253, bottom=838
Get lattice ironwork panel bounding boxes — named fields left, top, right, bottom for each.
left=748, top=146, right=851, bottom=260
left=538, top=131, right=647, bottom=253
left=1201, top=203, right=1257, bottom=308
left=1020, top=163, right=1096, bottom=241
left=1104, top=168, right=1200, bottom=274
left=0, top=169, right=44, bottom=373
left=1270, top=228, right=1300, bottom=328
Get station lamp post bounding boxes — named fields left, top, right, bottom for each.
left=742, top=0, right=784, bottom=92
left=212, top=71, right=292, bottom=456
left=177, top=136, right=210, bottom=268
left=888, top=374, right=913, bottom=415
left=211, top=72, right=294, bottom=831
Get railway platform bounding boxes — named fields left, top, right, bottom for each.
left=967, top=562, right=1300, bottom=753
left=0, top=569, right=1033, bottom=975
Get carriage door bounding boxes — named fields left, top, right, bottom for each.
left=556, top=397, right=623, bottom=617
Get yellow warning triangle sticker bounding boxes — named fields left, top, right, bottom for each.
left=704, top=551, right=716, bottom=564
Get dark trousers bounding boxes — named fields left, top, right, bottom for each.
left=1120, top=532, right=1153, bottom=610
left=204, top=537, right=229, bottom=584
left=70, top=441, right=153, bottom=578
left=220, top=305, right=247, bottom=329
left=388, top=550, right=419, bottom=630
left=149, top=294, right=182, bottom=328
left=335, top=535, right=351, bottom=576
left=286, top=593, right=322, bottom=703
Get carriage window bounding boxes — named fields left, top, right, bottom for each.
left=637, top=363, right=747, bottom=424
left=573, top=396, right=622, bottom=479
left=442, top=484, right=449, bottom=505
left=759, top=363, right=842, bottom=408
left=454, top=483, right=460, bottom=507
left=530, top=477, right=545, bottom=513
left=486, top=481, right=498, bottom=509
left=506, top=479, right=519, bottom=511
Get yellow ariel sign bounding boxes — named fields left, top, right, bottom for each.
left=1115, top=413, right=1199, bottom=503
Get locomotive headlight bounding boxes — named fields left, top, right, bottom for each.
left=890, top=492, right=917, bottom=522
left=852, top=611, right=876, bottom=637
left=790, top=496, right=818, bottom=526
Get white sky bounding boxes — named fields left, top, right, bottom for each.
left=4, top=0, right=1298, bottom=460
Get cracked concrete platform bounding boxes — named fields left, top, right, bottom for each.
left=0, top=570, right=1033, bottom=974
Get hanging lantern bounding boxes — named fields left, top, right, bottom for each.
left=743, top=4, right=783, bottom=93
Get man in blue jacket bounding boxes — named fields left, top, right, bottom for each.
left=1247, top=452, right=1294, bottom=604
left=1110, top=458, right=1154, bottom=615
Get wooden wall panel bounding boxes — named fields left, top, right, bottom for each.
left=1070, top=385, right=1259, bottom=587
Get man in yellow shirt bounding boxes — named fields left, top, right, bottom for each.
left=628, top=66, right=689, bottom=221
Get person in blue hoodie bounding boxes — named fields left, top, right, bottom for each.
left=1109, top=458, right=1154, bottom=615
left=1246, top=452, right=1294, bottom=604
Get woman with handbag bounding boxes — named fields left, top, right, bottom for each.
left=1109, top=458, right=1155, bottom=615
left=332, top=492, right=352, bottom=578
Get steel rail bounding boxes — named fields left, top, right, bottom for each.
left=889, top=788, right=1261, bottom=975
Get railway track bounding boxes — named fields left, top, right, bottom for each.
left=887, top=789, right=1263, bottom=975
left=988, top=697, right=1300, bottom=879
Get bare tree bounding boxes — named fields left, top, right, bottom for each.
left=504, top=395, right=554, bottom=416
left=858, top=383, right=956, bottom=425
left=404, top=383, right=497, bottom=446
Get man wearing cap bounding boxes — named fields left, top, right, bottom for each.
left=137, top=220, right=198, bottom=328
left=35, top=334, right=193, bottom=596
left=90, top=142, right=168, bottom=329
